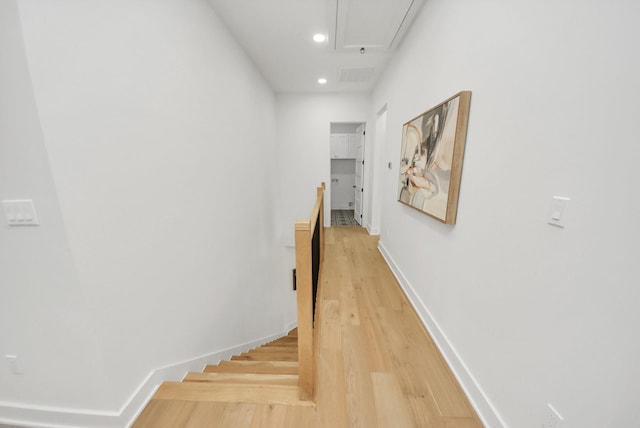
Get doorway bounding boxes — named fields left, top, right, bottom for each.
left=330, top=122, right=365, bottom=226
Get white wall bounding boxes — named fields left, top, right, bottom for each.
left=368, top=106, right=387, bottom=234
left=275, top=93, right=371, bottom=239
left=0, top=0, right=111, bottom=411
left=1, top=0, right=288, bottom=425
left=373, top=1, right=640, bottom=427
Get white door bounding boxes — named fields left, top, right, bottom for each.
left=354, top=125, right=365, bottom=225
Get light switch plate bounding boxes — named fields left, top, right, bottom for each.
left=2, top=199, right=39, bottom=226
left=548, top=196, right=570, bottom=228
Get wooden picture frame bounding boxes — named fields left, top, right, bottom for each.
left=397, top=91, right=471, bottom=224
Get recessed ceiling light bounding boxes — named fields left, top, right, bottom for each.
left=318, top=78, right=327, bottom=85
left=313, top=33, right=327, bottom=43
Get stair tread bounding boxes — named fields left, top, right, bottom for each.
left=205, top=361, right=299, bottom=375
left=219, top=360, right=298, bottom=367
left=265, top=344, right=297, bottom=349
left=232, top=352, right=298, bottom=362
left=183, top=372, right=298, bottom=385
left=237, top=350, right=298, bottom=356
left=269, top=336, right=297, bottom=345
left=270, top=336, right=298, bottom=342
left=154, top=381, right=313, bottom=406
left=250, top=346, right=298, bottom=353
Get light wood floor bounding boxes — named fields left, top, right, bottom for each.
left=133, top=227, right=483, bottom=427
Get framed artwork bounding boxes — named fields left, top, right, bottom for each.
left=397, top=91, right=471, bottom=224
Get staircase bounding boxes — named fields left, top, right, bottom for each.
left=151, top=329, right=313, bottom=406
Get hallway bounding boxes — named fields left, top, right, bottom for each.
left=134, top=227, right=482, bottom=427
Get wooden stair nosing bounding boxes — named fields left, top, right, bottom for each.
left=269, top=336, right=298, bottom=342
left=183, top=372, right=298, bottom=385
left=250, top=346, right=299, bottom=353
left=247, top=347, right=298, bottom=354
left=264, top=344, right=298, bottom=350
left=204, top=361, right=299, bottom=375
left=264, top=340, right=298, bottom=347
left=154, top=381, right=313, bottom=406
left=231, top=353, right=298, bottom=362
left=218, top=360, right=298, bottom=367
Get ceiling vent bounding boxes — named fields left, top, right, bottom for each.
left=338, top=67, right=375, bottom=82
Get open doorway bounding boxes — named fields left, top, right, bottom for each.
left=330, top=122, right=365, bottom=227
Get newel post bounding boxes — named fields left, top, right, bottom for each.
left=295, top=219, right=314, bottom=400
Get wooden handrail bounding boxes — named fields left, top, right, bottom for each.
left=294, top=182, right=325, bottom=401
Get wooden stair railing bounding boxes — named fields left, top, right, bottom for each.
left=294, top=182, right=325, bottom=401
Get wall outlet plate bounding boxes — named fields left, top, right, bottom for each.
left=5, top=355, right=24, bottom=375
left=543, top=403, right=564, bottom=428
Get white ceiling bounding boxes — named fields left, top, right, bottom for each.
left=206, top=0, right=425, bottom=93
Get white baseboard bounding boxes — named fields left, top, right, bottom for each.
left=377, top=241, right=505, bottom=428
left=0, top=330, right=289, bottom=428
left=285, top=320, right=298, bottom=333
left=365, top=223, right=380, bottom=235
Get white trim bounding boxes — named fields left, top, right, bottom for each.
left=285, top=319, right=298, bottom=333
left=0, top=330, right=288, bottom=428
left=377, top=241, right=506, bottom=428
left=365, top=224, right=380, bottom=235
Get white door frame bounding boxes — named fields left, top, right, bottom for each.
left=354, top=124, right=365, bottom=225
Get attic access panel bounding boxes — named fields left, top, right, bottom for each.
left=332, top=0, right=424, bottom=51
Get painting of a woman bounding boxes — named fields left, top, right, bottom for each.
left=397, top=92, right=470, bottom=224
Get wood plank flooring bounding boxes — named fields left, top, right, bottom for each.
left=133, top=227, right=483, bottom=427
